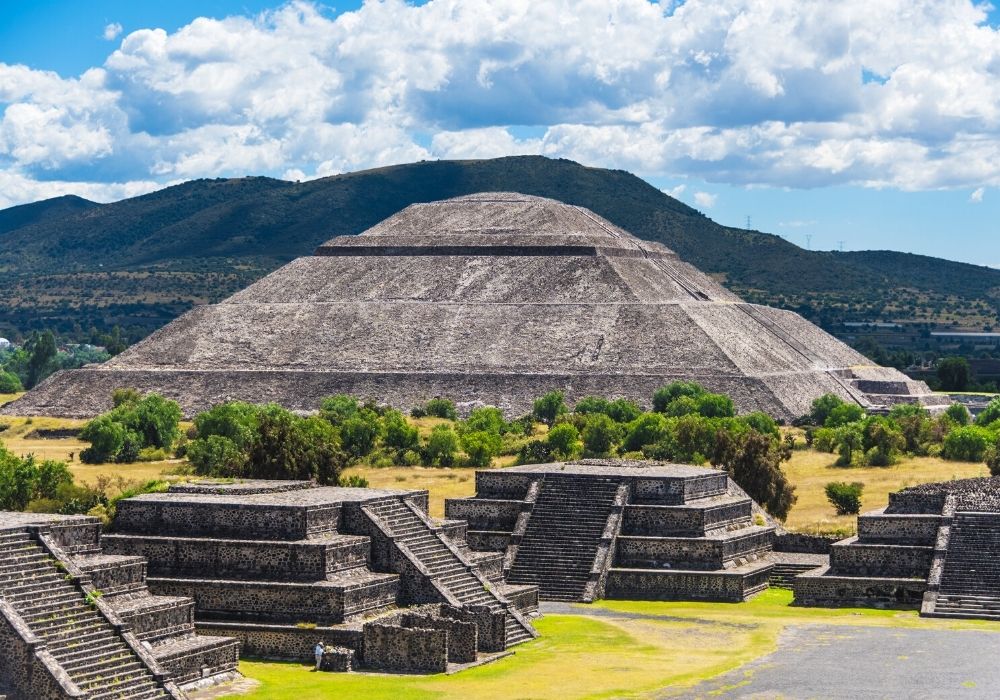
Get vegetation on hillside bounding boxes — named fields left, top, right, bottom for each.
left=1, top=157, right=997, bottom=352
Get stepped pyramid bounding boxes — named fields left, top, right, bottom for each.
left=4, top=192, right=943, bottom=420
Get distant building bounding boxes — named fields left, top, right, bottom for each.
left=0, top=338, right=11, bottom=349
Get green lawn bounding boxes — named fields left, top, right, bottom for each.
left=212, top=591, right=999, bottom=700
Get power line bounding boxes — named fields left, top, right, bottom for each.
left=837, top=240, right=845, bottom=252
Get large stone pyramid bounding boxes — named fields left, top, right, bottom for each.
left=5, top=193, right=943, bottom=419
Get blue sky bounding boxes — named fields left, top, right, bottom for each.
left=1, top=0, right=1000, bottom=266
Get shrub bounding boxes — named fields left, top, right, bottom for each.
left=249, top=408, right=345, bottom=484
left=339, top=411, right=381, bottom=459
left=976, top=397, right=1000, bottom=427
left=988, top=437, right=1000, bottom=476
left=546, top=423, right=581, bottom=460
left=319, top=395, right=361, bottom=424
left=812, top=427, right=837, bottom=453
left=79, top=416, right=127, bottom=464
left=425, top=425, right=459, bottom=466
left=381, top=409, right=419, bottom=451
left=942, top=425, right=993, bottom=462
left=137, top=447, right=170, bottom=462
left=340, top=474, right=370, bottom=488
left=516, top=439, right=553, bottom=465
left=581, top=414, right=621, bottom=456
left=740, top=412, right=779, bottom=438
left=695, top=393, right=735, bottom=419
left=825, top=481, right=864, bottom=515
left=462, top=407, right=507, bottom=435
left=187, top=435, right=247, bottom=477
left=573, top=396, right=610, bottom=415
left=621, top=413, right=670, bottom=452
left=711, top=430, right=796, bottom=520
left=533, top=391, right=568, bottom=426
left=862, top=418, right=905, bottom=466
left=833, top=425, right=863, bottom=466
left=652, top=382, right=705, bottom=413
left=662, top=395, right=698, bottom=417
left=825, top=403, right=865, bottom=428
left=79, top=392, right=182, bottom=464
left=944, top=403, right=971, bottom=426
left=0, top=370, right=23, bottom=393
left=668, top=414, right=718, bottom=463
left=423, top=397, right=458, bottom=420
left=461, top=431, right=502, bottom=467
left=809, top=394, right=845, bottom=426
left=606, top=398, right=642, bottom=423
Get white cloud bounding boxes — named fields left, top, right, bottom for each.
left=663, top=184, right=686, bottom=199
left=779, top=219, right=818, bottom=228
left=970, top=186, right=985, bottom=203
left=693, top=191, right=717, bottom=208
left=5, top=1, right=1000, bottom=205
left=103, top=23, right=123, bottom=41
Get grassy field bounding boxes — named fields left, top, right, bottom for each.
left=207, top=590, right=999, bottom=700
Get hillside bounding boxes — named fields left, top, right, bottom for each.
left=1, top=156, right=998, bottom=342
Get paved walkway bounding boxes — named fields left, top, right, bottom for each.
left=541, top=603, right=1000, bottom=699
left=671, top=624, right=1000, bottom=699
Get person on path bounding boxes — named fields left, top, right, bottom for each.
left=314, top=642, right=325, bottom=671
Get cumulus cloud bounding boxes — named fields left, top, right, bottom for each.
left=3, top=0, right=1000, bottom=204
left=693, top=191, right=717, bottom=208
left=970, top=186, right=985, bottom=203
left=103, top=23, right=123, bottom=41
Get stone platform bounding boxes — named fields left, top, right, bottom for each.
left=104, top=480, right=539, bottom=672
left=446, top=460, right=774, bottom=603
left=0, top=511, right=239, bottom=700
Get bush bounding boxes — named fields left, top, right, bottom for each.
left=622, top=413, right=669, bottom=452
left=581, top=414, right=621, bottom=456
left=653, top=382, right=705, bottom=413
left=339, top=412, right=381, bottom=459
left=944, top=403, right=971, bottom=426
left=547, top=423, right=581, bottom=460
left=812, top=427, right=837, bottom=453
left=516, top=439, right=553, bottom=465
left=425, top=425, right=460, bottom=466
left=0, top=370, right=23, bottom=393
left=187, top=435, right=247, bottom=477
left=937, top=356, right=971, bottom=392
left=423, top=397, right=458, bottom=420
left=862, top=418, right=905, bottom=466
left=976, top=397, right=1000, bottom=427
left=462, top=407, right=507, bottom=435
left=573, top=396, right=610, bottom=415
left=942, top=425, right=994, bottom=462
left=319, top=395, right=361, bottom=424
left=988, top=437, right=1000, bottom=476
left=340, top=474, right=370, bottom=488
left=825, top=481, right=864, bottom=515
left=711, top=430, right=796, bottom=520
left=662, top=395, right=699, bottom=417
left=833, top=425, right=863, bottom=466
left=79, top=416, right=127, bottom=464
left=606, top=398, right=642, bottom=423
left=695, top=393, right=735, bottom=419
left=825, top=403, right=865, bottom=428
left=461, top=431, right=502, bottom=467
left=382, top=409, right=419, bottom=451
left=809, top=394, right=845, bottom=426
left=533, top=391, right=568, bottom=426
left=740, top=412, right=779, bottom=438
left=79, top=392, right=181, bottom=464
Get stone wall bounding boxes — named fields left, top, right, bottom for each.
left=400, top=613, right=478, bottom=664
left=196, top=622, right=362, bottom=661
left=615, top=529, right=772, bottom=570
left=622, top=500, right=751, bottom=537
left=605, top=566, right=771, bottom=602
left=829, top=538, right=934, bottom=577
left=474, top=472, right=534, bottom=500
left=857, top=512, right=940, bottom=545
left=439, top=605, right=508, bottom=653
left=362, top=623, right=448, bottom=674
left=631, top=474, right=726, bottom=505
left=444, top=498, right=522, bottom=530
left=795, top=569, right=927, bottom=607
left=773, top=532, right=837, bottom=554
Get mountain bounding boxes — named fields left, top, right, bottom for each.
left=1, top=156, right=998, bottom=342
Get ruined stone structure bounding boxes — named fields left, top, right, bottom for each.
left=0, top=512, right=239, bottom=700
left=795, top=477, right=1000, bottom=619
left=446, top=460, right=775, bottom=603
left=102, top=480, right=538, bottom=673
left=4, top=193, right=944, bottom=422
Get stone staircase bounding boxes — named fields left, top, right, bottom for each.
left=769, top=561, right=825, bottom=589
left=506, top=474, right=621, bottom=602
left=366, top=498, right=535, bottom=647
left=933, top=512, right=1000, bottom=620
left=0, top=528, right=171, bottom=700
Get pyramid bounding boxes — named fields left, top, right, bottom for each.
left=4, top=193, right=944, bottom=420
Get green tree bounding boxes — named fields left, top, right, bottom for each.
left=461, top=431, right=502, bottom=467
left=423, top=398, right=458, bottom=420
left=547, top=423, right=581, bottom=460
left=187, top=435, right=247, bottom=477
left=942, top=425, right=993, bottom=461
left=462, top=407, right=507, bottom=435
left=574, top=396, right=610, bottom=415
left=382, top=409, right=419, bottom=451
left=937, top=356, right=972, bottom=392
left=581, top=414, right=621, bottom=456
left=79, top=415, right=127, bottom=464
left=976, top=397, right=1000, bottom=426
left=825, top=403, right=865, bottom=428
left=622, top=413, right=670, bottom=452
left=424, top=425, right=459, bottom=466
left=533, top=391, right=568, bottom=426
left=319, top=395, right=361, bottom=424
left=711, top=430, right=796, bottom=520
left=248, top=406, right=345, bottom=484
left=0, top=370, right=23, bottom=394
left=809, top=393, right=845, bottom=426
left=987, top=436, right=1000, bottom=476
left=606, top=398, right=642, bottom=423
left=863, top=418, right=905, bottom=466
left=825, top=481, right=864, bottom=515
left=25, top=331, right=57, bottom=389
left=653, top=382, right=705, bottom=413
left=944, top=402, right=971, bottom=426
left=340, top=411, right=381, bottom=459
left=833, top=425, right=864, bottom=466
left=695, top=393, right=735, bottom=419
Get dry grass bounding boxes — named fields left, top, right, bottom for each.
left=0, top=413, right=181, bottom=486
left=782, top=446, right=988, bottom=535
left=340, top=465, right=478, bottom=518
